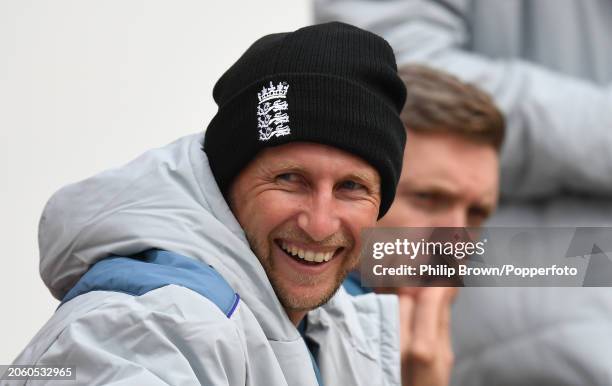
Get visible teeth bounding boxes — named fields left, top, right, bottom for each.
left=280, top=241, right=335, bottom=263
left=313, top=252, right=325, bottom=263
left=304, top=251, right=315, bottom=261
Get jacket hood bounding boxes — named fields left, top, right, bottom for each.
left=38, top=133, right=298, bottom=340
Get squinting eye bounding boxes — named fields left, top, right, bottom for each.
left=276, top=173, right=299, bottom=182
left=413, top=192, right=436, bottom=201
left=408, top=192, right=445, bottom=208
left=339, top=180, right=365, bottom=191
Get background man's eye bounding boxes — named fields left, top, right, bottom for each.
left=409, top=191, right=447, bottom=209
left=413, top=192, right=435, bottom=201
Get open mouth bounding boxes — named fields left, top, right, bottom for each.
left=275, top=240, right=343, bottom=265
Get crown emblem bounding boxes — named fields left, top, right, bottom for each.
left=257, top=81, right=291, bottom=141
left=257, top=81, right=290, bottom=103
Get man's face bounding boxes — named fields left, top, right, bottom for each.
left=379, top=129, right=499, bottom=228
left=229, top=142, right=381, bottom=320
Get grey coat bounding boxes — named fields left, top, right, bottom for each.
left=11, top=133, right=401, bottom=386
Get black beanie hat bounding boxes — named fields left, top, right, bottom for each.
left=204, top=22, right=406, bottom=218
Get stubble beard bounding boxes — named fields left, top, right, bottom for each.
left=268, top=251, right=358, bottom=314
left=244, top=228, right=359, bottom=314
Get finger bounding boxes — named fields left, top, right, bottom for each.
left=410, top=287, right=448, bottom=364
left=439, top=288, right=457, bottom=370
left=438, top=287, right=458, bottom=330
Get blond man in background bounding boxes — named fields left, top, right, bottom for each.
left=346, top=64, right=504, bottom=386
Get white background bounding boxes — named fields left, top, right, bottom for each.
left=0, top=0, right=312, bottom=363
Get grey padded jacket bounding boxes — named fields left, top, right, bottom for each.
left=11, top=133, right=401, bottom=386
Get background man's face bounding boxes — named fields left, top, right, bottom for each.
left=230, top=142, right=381, bottom=320
left=379, top=129, right=499, bottom=228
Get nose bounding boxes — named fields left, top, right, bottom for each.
left=297, top=189, right=341, bottom=242
left=431, top=207, right=468, bottom=228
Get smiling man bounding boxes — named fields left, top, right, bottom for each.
left=12, top=23, right=408, bottom=385
left=230, top=142, right=383, bottom=325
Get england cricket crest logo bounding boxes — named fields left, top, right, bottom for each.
left=257, top=81, right=290, bottom=141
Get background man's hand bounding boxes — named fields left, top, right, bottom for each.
left=381, top=287, right=458, bottom=386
